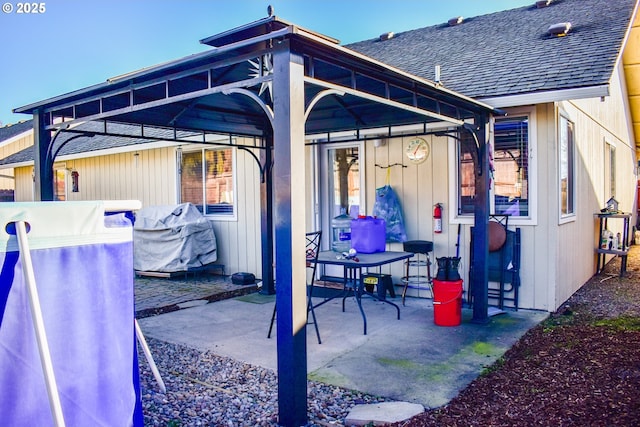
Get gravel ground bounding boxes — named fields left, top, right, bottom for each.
left=140, top=248, right=640, bottom=426
left=138, top=339, right=390, bottom=426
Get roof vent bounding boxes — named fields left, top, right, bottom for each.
left=536, top=0, right=553, bottom=8
left=379, top=31, right=394, bottom=41
left=448, top=16, right=464, bottom=26
left=547, top=22, right=572, bottom=36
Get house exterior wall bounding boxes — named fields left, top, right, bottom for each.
left=212, top=146, right=262, bottom=279
left=361, top=128, right=554, bottom=311
left=0, top=131, right=31, bottom=196
left=0, top=170, right=14, bottom=195
left=552, top=64, right=637, bottom=309
left=351, top=75, right=636, bottom=312
left=9, top=140, right=263, bottom=277
left=64, top=148, right=177, bottom=205
left=13, top=167, right=33, bottom=201
left=362, top=134, right=446, bottom=282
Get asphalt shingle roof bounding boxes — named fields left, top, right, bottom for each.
left=0, top=120, right=32, bottom=143
left=0, top=122, right=156, bottom=166
left=1, top=0, right=637, bottom=166
left=347, top=0, right=637, bottom=99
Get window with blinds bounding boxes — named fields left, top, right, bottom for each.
left=493, top=116, right=529, bottom=217
left=457, top=115, right=530, bottom=217
left=560, top=116, right=575, bottom=217
left=180, top=148, right=235, bottom=216
left=457, top=130, right=477, bottom=215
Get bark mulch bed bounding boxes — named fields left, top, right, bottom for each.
left=394, top=247, right=640, bottom=426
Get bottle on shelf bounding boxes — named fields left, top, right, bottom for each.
left=600, top=228, right=613, bottom=249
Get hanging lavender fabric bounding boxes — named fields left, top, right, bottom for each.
left=0, top=201, right=143, bottom=427
left=372, top=185, right=408, bottom=243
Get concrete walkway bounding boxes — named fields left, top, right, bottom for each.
left=136, top=277, right=547, bottom=409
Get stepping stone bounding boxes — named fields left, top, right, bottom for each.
left=345, top=401, right=424, bottom=426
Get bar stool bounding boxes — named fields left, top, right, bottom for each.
left=401, top=240, right=434, bottom=306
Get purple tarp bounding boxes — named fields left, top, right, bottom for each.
left=0, top=202, right=143, bottom=427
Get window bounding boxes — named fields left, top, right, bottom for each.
left=559, top=116, right=575, bottom=216
left=606, top=142, right=616, bottom=199
left=53, top=164, right=66, bottom=201
left=456, top=114, right=531, bottom=218
left=328, top=146, right=361, bottom=218
left=180, top=148, right=235, bottom=217
left=457, top=131, right=477, bottom=215
left=493, top=116, right=529, bottom=217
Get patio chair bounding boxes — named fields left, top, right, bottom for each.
left=468, top=215, right=521, bottom=310
left=267, top=231, right=323, bottom=344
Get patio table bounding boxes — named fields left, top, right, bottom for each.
left=314, top=250, right=414, bottom=334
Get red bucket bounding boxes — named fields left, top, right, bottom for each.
left=432, top=279, right=463, bottom=326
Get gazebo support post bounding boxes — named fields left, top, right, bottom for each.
left=471, top=113, right=490, bottom=323
left=272, top=40, right=308, bottom=426
left=33, top=110, right=54, bottom=201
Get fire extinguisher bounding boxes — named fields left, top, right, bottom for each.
left=433, top=203, right=443, bottom=234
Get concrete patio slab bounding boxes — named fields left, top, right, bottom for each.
left=138, top=291, right=547, bottom=408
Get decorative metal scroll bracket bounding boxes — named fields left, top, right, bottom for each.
left=238, top=146, right=271, bottom=183
left=462, top=123, right=482, bottom=176
left=46, top=126, right=96, bottom=165
left=434, top=122, right=484, bottom=176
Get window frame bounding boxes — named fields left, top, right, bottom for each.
left=449, top=106, right=537, bottom=226
left=319, top=141, right=366, bottom=252
left=178, top=146, right=237, bottom=221
left=605, top=140, right=616, bottom=201
left=558, top=113, right=576, bottom=223
left=53, top=162, right=67, bottom=201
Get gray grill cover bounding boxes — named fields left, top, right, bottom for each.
left=133, top=203, right=217, bottom=272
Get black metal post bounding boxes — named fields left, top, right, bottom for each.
left=32, top=110, right=53, bottom=201
left=470, top=114, right=490, bottom=323
left=272, top=40, right=308, bottom=427
left=260, top=136, right=275, bottom=295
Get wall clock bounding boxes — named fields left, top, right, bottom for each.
left=405, top=137, right=430, bottom=164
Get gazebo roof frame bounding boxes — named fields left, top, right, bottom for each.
left=15, top=16, right=496, bottom=140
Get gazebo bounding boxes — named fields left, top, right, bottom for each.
left=15, top=13, right=498, bottom=426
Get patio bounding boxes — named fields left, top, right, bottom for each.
left=136, top=276, right=547, bottom=409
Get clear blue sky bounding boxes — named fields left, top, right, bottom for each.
left=0, top=0, right=533, bottom=126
